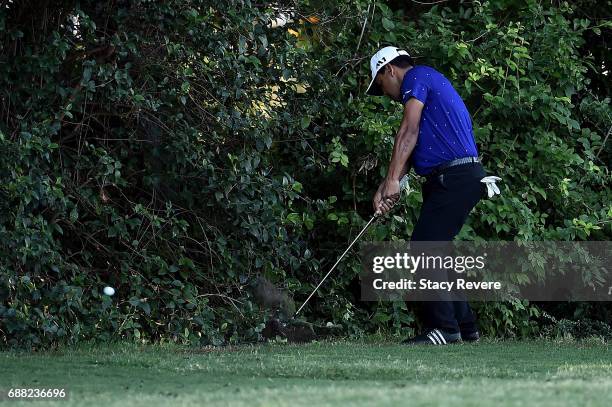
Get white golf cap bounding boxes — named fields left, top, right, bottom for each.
left=365, top=46, right=410, bottom=96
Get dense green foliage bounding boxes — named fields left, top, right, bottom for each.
left=1, top=0, right=610, bottom=348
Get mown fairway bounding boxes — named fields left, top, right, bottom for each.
left=1, top=339, right=611, bottom=406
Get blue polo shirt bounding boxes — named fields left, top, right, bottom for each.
left=400, top=65, right=478, bottom=175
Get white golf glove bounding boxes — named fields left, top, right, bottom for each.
left=480, top=176, right=502, bottom=198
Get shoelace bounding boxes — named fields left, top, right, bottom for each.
left=480, top=176, right=502, bottom=198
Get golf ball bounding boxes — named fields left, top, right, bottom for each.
left=103, top=286, right=115, bottom=296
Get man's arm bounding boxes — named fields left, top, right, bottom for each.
left=387, top=98, right=424, bottom=180
left=375, top=98, right=424, bottom=215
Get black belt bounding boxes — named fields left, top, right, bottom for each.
left=425, top=157, right=480, bottom=180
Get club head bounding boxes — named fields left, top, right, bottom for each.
left=262, top=318, right=316, bottom=343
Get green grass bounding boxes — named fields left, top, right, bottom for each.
left=1, top=339, right=611, bottom=406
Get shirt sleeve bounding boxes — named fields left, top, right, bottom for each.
left=401, top=73, right=429, bottom=105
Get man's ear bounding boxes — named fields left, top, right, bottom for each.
left=386, top=64, right=395, bottom=77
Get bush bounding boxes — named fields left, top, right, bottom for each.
left=1, top=0, right=610, bottom=348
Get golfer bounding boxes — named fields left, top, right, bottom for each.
left=366, top=46, right=500, bottom=345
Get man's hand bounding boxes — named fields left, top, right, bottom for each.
left=374, top=178, right=401, bottom=216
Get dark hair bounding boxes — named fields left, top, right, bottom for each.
left=378, top=54, right=414, bottom=76
left=390, top=54, right=414, bottom=68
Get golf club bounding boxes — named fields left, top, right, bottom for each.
left=262, top=174, right=411, bottom=342
left=294, top=173, right=411, bottom=317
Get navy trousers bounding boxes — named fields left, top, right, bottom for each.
left=410, top=162, right=487, bottom=333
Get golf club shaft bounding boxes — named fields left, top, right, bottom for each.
left=293, top=174, right=409, bottom=318
left=294, top=214, right=378, bottom=317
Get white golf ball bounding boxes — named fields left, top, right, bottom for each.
left=103, top=286, right=115, bottom=296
